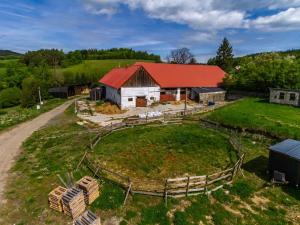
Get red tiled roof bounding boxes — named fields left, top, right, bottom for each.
left=99, top=65, right=141, bottom=89
left=99, top=62, right=226, bottom=89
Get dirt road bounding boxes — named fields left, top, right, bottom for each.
left=0, top=100, right=74, bottom=203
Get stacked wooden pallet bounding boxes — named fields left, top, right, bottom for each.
left=48, top=186, right=68, bottom=212
left=77, top=176, right=99, bottom=205
left=62, top=187, right=86, bottom=219
left=73, top=210, right=101, bottom=225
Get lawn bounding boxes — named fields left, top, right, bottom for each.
left=206, top=98, right=300, bottom=139
left=92, top=124, right=238, bottom=188
left=1, top=103, right=300, bottom=224
left=0, top=98, right=65, bottom=131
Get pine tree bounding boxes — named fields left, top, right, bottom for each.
left=215, top=38, right=234, bottom=72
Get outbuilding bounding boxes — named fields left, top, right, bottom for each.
left=269, top=88, right=300, bottom=107
left=268, top=139, right=300, bottom=186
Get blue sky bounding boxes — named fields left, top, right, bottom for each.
left=0, top=0, right=300, bottom=62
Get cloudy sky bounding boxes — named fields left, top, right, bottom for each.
left=0, top=0, right=300, bottom=62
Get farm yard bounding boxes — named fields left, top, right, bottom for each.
left=1, top=97, right=300, bottom=224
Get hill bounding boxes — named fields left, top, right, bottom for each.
left=0, top=50, right=22, bottom=59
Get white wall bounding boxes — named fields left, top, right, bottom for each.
left=121, top=87, right=160, bottom=109
left=105, top=86, right=121, bottom=106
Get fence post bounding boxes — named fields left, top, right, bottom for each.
left=204, top=175, right=209, bottom=194
left=164, top=179, right=168, bottom=207
left=185, top=176, right=190, bottom=197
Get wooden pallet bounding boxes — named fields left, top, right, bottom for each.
left=48, top=186, right=68, bottom=212
left=77, top=176, right=99, bottom=205
left=73, top=210, right=101, bottom=225
left=62, top=187, right=86, bottom=219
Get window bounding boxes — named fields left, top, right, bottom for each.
left=279, top=92, right=285, bottom=100
left=128, top=98, right=133, bottom=102
left=290, top=93, right=296, bottom=101
left=150, top=97, right=155, bottom=100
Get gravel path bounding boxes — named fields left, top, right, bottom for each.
left=0, top=100, right=74, bottom=204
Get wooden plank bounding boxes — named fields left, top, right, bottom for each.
left=123, top=183, right=132, bottom=206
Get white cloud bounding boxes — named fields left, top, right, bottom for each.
left=82, top=0, right=300, bottom=31
left=252, top=7, right=300, bottom=30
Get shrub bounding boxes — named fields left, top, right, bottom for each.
left=212, top=189, right=232, bottom=204
left=230, top=180, right=255, bottom=199
left=173, top=211, right=191, bottom=225
left=139, top=202, right=170, bottom=225
left=21, top=76, right=40, bottom=108
left=185, top=195, right=211, bottom=222
left=0, top=87, right=21, bottom=108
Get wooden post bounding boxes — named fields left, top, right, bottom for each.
left=185, top=176, right=190, bottom=197
left=76, top=151, right=88, bottom=171
left=204, top=175, right=209, bottom=194
left=164, top=179, right=168, bottom=207
left=123, top=182, right=132, bottom=206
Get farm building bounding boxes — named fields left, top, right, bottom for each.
left=99, top=62, right=226, bottom=109
left=49, top=85, right=90, bottom=99
left=268, top=139, right=300, bottom=186
left=191, top=87, right=226, bottom=104
left=269, top=88, right=300, bottom=107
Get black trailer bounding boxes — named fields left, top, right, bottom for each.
left=268, top=139, right=300, bottom=186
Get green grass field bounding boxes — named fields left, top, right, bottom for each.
left=1, top=101, right=300, bottom=224
left=93, top=124, right=237, bottom=186
left=0, top=59, right=18, bottom=76
left=59, top=59, right=152, bottom=80
left=206, top=98, right=300, bottom=139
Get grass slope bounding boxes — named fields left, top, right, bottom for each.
left=59, top=59, right=152, bottom=80
left=207, top=98, right=300, bottom=139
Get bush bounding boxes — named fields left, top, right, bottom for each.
left=185, top=195, right=211, bottom=222
left=140, top=202, right=170, bottom=225
left=212, top=189, right=232, bottom=204
left=21, top=76, right=40, bottom=108
left=0, top=87, right=21, bottom=108
left=173, top=211, right=191, bottom=225
left=230, top=180, right=255, bottom=199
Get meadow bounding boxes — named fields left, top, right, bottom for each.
left=1, top=101, right=300, bottom=224
left=207, top=98, right=300, bottom=139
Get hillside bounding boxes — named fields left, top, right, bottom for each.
left=235, top=49, right=300, bottom=61
left=0, top=50, right=22, bottom=59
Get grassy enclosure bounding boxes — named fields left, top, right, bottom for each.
left=207, top=98, right=300, bottom=139
left=92, top=124, right=238, bottom=188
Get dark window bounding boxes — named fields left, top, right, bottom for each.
left=290, top=93, right=296, bottom=101
left=128, top=98, right=133, bottom=102
left=279, top=92, right=285, bottom=100
left=150, top=97, right=155, bottom=100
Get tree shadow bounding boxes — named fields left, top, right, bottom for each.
left=243, top=155, right=269, bottom=182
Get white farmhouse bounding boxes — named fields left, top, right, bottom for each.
left=99, top=62, right=226, bottom=109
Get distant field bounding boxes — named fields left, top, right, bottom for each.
left=59, top=59, right=152, bottom=79
left=207, top=98, right=300, bottom=139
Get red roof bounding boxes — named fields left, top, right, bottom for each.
left=99, top=62, right=226, bottom=89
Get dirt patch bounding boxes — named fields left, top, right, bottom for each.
left=95, top=103, right=127, bottom=115
left=223, top=204, right=243, bottom=217
left=251, top=195, right=270, bottom=208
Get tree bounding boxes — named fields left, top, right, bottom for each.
left=189, top=57, right=198, bottom=64
left=215, top=38, right=234, bottom=72
left=0, top=87, right=21, bottom=108
left=21, top=76, right=40, bottom=108
left=167, top=48, right=194, bottom=64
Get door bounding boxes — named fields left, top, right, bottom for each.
left=136, top=96, right=147, bottom=107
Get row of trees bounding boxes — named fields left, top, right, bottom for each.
left=22, top=48, right=161, bottom=68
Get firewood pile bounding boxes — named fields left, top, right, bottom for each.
left=77, top=176, right=99, bottom=205
left=48, top=186, right=68, bottom=212
left=62, top=187, right=86, bottom=219
left=73, top=210, right=101, bottom=225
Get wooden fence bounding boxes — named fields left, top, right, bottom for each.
left=75, top=102, right=246, bottom=205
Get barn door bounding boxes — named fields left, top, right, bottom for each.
left=136, top=96, right=147, bottom=107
